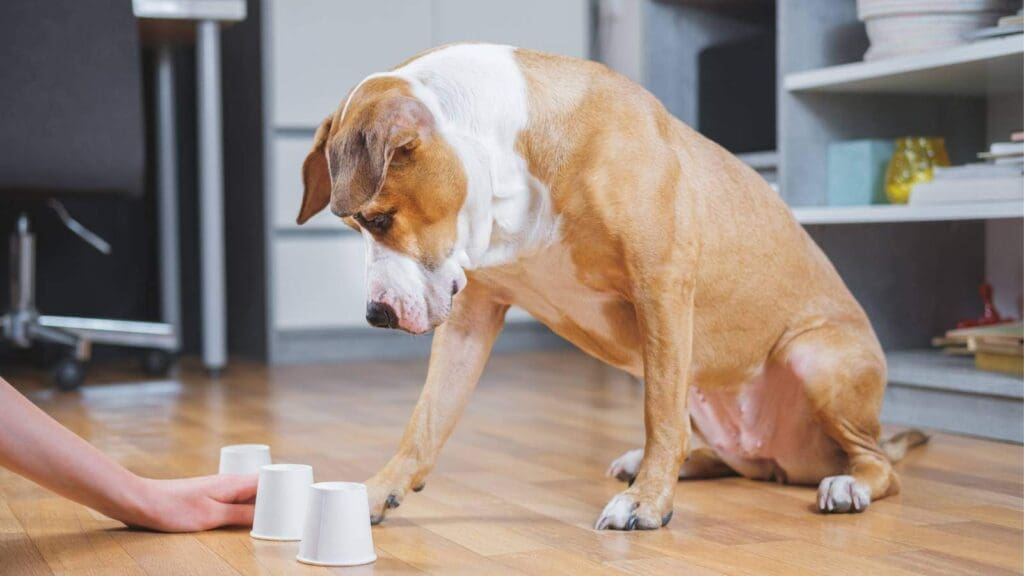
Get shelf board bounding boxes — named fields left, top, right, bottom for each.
left=784, top=35, right=1024, bottom=96
left=133, top=0, right=247, bottom=21
left=735, top=150, right=778, bottom=170
left=792, top=201, right=1024, bottom=225
left=883, top=349, right=1022, bottom=442
left=887, top=349, right=1022, bottom=400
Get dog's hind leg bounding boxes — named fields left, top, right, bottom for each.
left=608, top=434, right=736, bottom=484
left=679, top=448, right=738, bottom=480
left=780, top=323, right=898, bottom=514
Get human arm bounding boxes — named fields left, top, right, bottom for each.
left=0, top=377, right=256, bottom=532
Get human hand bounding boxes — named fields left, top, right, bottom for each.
left=127, top=474, right=258, bottom=532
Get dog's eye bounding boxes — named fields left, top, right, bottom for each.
left=355, top=211, right=394, bottom=234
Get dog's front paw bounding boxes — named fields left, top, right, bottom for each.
left=606, top=448, right=643, bottom=484
left=365, top=475, right=410, bottom=525
left=817, top=475, right=871, bottom=513
left=595, top=489, right=673, bottom=531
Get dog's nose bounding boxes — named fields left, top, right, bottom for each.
left=366, top=301, right=398, bottom=329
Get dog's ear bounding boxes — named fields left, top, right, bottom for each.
left=332, top=96, right=434, bottom=216
left=297, top=115, right=334, bottom=225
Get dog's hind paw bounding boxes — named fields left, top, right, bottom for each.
left=606, top=448, right=643, bottom=484
left=817, top=475, right=871, bottom=513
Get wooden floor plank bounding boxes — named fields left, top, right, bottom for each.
left=871, top=549, right=1021, bottom=576
left=6, top=498, right=141, bottom=576
left=1, top=351, right=1021, bottom=576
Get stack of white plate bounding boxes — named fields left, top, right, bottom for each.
left=857, top=0, right=1019, bottom=60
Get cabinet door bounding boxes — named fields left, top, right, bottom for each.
left=434, top=0, right=590, bottom=58
left=269, top=0, right=433, bottom=128
left=271, top=135, right=346, bottom=231
left=274, top=236, right=367, bottom=329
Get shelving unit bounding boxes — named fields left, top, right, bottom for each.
left=772, top=2, right=1023, bottom=441
left=784, top=35, right=1024, bottom=96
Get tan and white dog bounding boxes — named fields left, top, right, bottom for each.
left=297, top=44, right=926, bottom=530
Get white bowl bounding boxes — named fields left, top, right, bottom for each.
left=864, top=12, right=1007, bottom=60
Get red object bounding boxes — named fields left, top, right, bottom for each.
left=956, top=283, right=1013, bottom=329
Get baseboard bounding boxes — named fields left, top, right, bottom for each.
left=271, top=320, right=571, bottom=365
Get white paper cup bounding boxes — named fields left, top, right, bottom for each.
left=218, top=444, right=271, bottom=475
left=297, top=482, right=377, bottom=567
left=251, top=463, right=315, bottom=541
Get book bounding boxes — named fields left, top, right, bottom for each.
left=964, top=23, right=1024, bottom=40
left=998, top=14, right=1024, bottom=27
left=945, top=322, right=1024, bottom=343
left=943, top=323, right=1024, bottom=352
left=976, top=352, right=1024, bottom=377
left=934, top=323, right=1023, bottom=376
left=933, top=163, right=1022, bottom=179
left=989, top=142, right=1024, bottom=156
left=909, top=177, right=1024, bottom=205
left=975, top=341, right=1024, bottom=356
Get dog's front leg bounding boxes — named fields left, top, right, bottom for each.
left=596, top=274, right=695, bottom=531
left=366, top=282, right=507, bottom=524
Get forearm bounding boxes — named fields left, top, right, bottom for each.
left=0, top=377, right=149, bottom=525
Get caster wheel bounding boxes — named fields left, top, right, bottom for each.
left=142, top=349, right=174, bottom=376
left=52, top=357, right=85, bottom=391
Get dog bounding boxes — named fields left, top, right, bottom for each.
left=296, top=44, right=927, bottom=530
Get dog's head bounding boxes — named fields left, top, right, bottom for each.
left=297, top=77, right=468, bottom=334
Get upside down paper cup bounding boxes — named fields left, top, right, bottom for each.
left=218, top=444, right=271, bottom=475
left=251, top=464, right=315, bottom=541
left=297, top=482, right=377, bottom=567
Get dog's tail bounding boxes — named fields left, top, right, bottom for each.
left=880, top=429, right=930, bottom=462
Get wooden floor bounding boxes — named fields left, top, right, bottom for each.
left=2, top=350, right=1022, bottom=575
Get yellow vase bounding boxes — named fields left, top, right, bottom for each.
left=884, top=137, right=950, bottom=204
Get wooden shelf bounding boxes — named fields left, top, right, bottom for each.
left=792, top=201, right=1024, bottom=225
left=784, top=35, right=1024, bottom=96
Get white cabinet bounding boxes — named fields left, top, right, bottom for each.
left=274, top=236, right=367, bottom=329
left=271, top=135, right=345, bottom=230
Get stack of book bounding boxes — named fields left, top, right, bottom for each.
left=979, top=138, right=1024, bottom=165
left=933, top=322, right=1024, bottom=377
left=964, top=10, right=1024, bottom=40
left=909, top=133, right=1024, bottom=205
